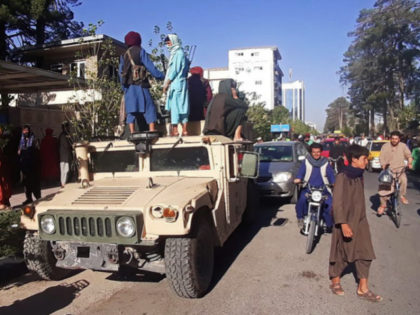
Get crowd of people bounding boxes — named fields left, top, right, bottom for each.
left=119, top=31, right=248, bottom=141
left=0, top=123, right=72, bottom=210
left=291, top=130, right=415, bottom=302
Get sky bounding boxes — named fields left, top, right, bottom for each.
left=72, top=0, right=376, bottom=131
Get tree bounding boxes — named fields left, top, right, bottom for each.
left=340, top=0, right=420, bottom=135
left=272, top=105, right=290, bottom=124
left=246, top=104, right=271, bottom=140
left=324, top=97, right=351, bottom=133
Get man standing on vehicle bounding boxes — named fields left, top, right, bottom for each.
left=294, top=143, right=335, bottom=230
left=378, top=131, right=413, bottom=214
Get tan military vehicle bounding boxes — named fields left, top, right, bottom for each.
left=20, top=130, right=259, bottom=298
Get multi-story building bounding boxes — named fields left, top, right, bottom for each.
left=282, top=80, right=305, bottom=121
left=205, top=46, right=283, bottom=110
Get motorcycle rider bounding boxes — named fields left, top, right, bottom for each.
left=329, top=137, right=345, bottom=173
left=294, top=143, right=335, bottom=230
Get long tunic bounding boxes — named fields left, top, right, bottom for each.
left=329, top=173, right=376, bottom=263
left=165, top=49, right=189, bottom=123
left=119, top=48, right=164, bottom=123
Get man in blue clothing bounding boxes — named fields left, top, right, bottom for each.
left=294, top=143, right=335, bottom=230
left=119, top=31, right=165, bottom=134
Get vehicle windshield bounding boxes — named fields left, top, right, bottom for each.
left=255, top=146, right=293, bottom=162
left=150, top=147, right=210, bottom=171
left=90, top=150, right=139, bottom=172
left=371, top=142, right=385, bottom=151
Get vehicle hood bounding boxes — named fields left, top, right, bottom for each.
left=37, top=177, right=215, bottom=211
left=369, top=151, right=381, bottom=159
left=258, top=161, right=295, bottom=177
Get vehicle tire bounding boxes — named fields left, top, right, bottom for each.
left=290, top=185, right=299, bottom=204
left=23, top=231, right=72, bottom=280
left=390, top=195, right=401, bottom=228
left=164, top=220, right=214, bottom=298
left=305, top=221, right=316, bottom=254
left=243, top=181, right=260, bottom=224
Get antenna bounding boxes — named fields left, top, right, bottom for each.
left=288, top=68, right=293, bottom=81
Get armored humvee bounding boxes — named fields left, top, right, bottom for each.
left=20, top=129, right=259, bottom=298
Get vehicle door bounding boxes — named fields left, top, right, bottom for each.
left=294, top=143, right=307, bottom=176
left=224, top=144, right=248, bottom=231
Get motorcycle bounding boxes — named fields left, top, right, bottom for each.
left=302, top=183, right=330, bottom=254
left=329, top=156, right=343, bottom=174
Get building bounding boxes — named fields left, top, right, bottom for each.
left=282, top=80, right=305, bottom=121
left=204, top=46, right=283, bottom=110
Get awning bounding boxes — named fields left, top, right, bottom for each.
left=0, top=60, right=86, bottom=94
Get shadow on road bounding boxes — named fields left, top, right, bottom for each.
left=106, top=268, right=164, bottom=283
left=209, top=198, right=286, bottom=291
left=0, top=279, right=89, bottom=315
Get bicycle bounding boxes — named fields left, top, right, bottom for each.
left=384, top=166, right=406, bottom=228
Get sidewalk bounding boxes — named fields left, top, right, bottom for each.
left=9, top=185, right=61, bottom=208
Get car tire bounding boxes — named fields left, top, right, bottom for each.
left=164, top=219, right=214, bottom=298
left=23, top=231, right=71, bottom=280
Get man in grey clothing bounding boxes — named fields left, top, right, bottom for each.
left=58, top=122, right=72, bottom=188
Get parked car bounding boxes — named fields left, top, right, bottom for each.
left=367, top=140, right=389, bottom=171
left=254, top=141, right=307, bottom=203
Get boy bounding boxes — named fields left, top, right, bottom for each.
left=329, top=144, right=382, bottom=302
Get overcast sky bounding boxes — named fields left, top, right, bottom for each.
left=72, top=0, right=376, bottom=131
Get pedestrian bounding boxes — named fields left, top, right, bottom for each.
left=40, top=128, right=59, bottom=185
left=190, top=66, right=213, bottom=115
left=188, top=68, right=206, bottom=122
left=203, top=79, right=248, bottom=141
left=119, top=31, right=165, bottom=134
left=360, top=134, right=368, bottom=147
left=0, top=125, right=12, bottom=209
left=293, top=143, right=335, bottom=230
left=377, top=130, right=413, bottom=214
left=163, top=34, right=190, bottom=136
left=18, top=125, right=41, bottom=204
left=58, top=122, right=73, bottom=188
left=329, top=144, right=382, bottom=302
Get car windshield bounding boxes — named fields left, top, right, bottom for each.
left=371, top=142, right=385, bottom=151
left=256, top=145, right=293, bottom=162
left=90, top=150, right=139, bottom=172
left=150, top=147, right=210, bottom=171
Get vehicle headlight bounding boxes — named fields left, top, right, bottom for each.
left=116, top=217, right=136, bottom=237
left=311, top=191, right=323, bottom=202
left=273, top=172, right=292, bottom=182
left=40, top=215, right=56, bottom=234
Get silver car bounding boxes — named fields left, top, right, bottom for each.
left=254, top=141, right=307, bottom=203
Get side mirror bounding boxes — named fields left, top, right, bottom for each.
left=298, top=155, right=305, bottom=161
left=239, top=152, right=259, bottom=178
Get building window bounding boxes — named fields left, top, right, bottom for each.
left=251, top=52, right=260, bottom=57
left=235, top=52, right=244, bottom=56
left=254, top=66, right=263, bottom=71
left=71, top=61, right=86, bottom=79
left=255, top=80, right=262, bottom=85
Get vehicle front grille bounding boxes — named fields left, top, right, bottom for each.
left=72, top=187, right=137, bottom=205
left=39, top=211, right=142, bottom=244
left=256, top=176, right=272, bottom=183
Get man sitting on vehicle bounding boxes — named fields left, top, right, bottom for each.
left=294, top=143, right=335, bottom=231
left=329, top=137, right=345, bottom=172
left=377, top=130, right=413, bottom=214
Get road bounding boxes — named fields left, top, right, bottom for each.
left=1, top=172, right=419, bottom=315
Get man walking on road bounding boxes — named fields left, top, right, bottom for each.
left=378, top=131, right=413, bottom=214
left=58, top=122, right=72, bottom=188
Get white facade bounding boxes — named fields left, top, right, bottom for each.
left=282, top=80, right=305, bottom=121
left=204, top=46, right=283, bottom=110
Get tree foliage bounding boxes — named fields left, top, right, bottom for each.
left=324, top=97, right=351, bottom=133
left=340, top=0, right=420, bottom=135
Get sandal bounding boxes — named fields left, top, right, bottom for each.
left=330, top=283, right=344, bottom=296
left=357, top=290, right=383, bottom=302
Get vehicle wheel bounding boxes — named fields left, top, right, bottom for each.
left=243, top=181, right=260, bottom=224
left=164, top=220, right=214, bottom=298
left=23, top=231, right=71, bottom=280
left=290, top=185, right=299, bottom=204
left=305, top=221, right=316, bottom=254
left=390, top=196, right=401, bottom=228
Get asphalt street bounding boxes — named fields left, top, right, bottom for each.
left=0, top=171, right=419, bottom=315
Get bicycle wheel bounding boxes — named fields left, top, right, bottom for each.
left=389, top=195, right=401, bottom=228
left=306, top=221, right=316, bottom=254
